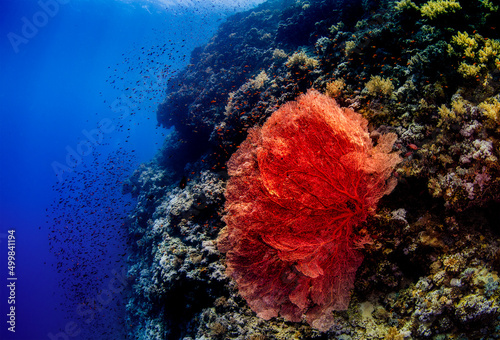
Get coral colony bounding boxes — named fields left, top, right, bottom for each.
left=218, top=90, right=401, bottom=331
left=124, top=0, right=500, bottom=338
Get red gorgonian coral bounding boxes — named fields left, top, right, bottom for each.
left=218, top=90, right=401, bottom=331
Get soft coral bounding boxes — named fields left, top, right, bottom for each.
left=218, top=90, right=401, bottom=331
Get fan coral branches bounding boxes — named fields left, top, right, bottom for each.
left=218, top=90, right=401, bottom=331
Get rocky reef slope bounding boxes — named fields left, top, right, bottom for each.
left=124, top=0, right=500, bottom=339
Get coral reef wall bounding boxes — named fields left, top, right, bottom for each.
left=125, top=0, right=500, bottom=339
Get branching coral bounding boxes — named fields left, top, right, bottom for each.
left=325, top=78, right=346, bottom=98
left=447, top=31, right=500, bottom=78
left=420, top=0, right=462, bottom=20
left=419, top=94, right=500, bottom=210
left=218, top=90, right=401, bottom=331
left=395, top=0, right=419, bottom=12
left=364, top=76, right=395, bottom=97
left=479, top=96, right=500, bottom=128
left=285, top=50, right=319, bottom=70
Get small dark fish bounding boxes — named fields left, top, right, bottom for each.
left=179, top=176, right=187, bottom=189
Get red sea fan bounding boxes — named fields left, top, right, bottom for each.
left=218, top=90, right=401, bottom=331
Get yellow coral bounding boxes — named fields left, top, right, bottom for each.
left=437, top=96, right=471, bottom=127
left=437, top=104, right=455, bottom=127
left=448, top=31, right=500, bottom=78
left=329, top=21, right=344, bottom=34
left=325, top=78, right=346, bottom=98
left=272, top=48, right=288, bottom=60
left=428, top=177, right=443, bottom=197
left=225, top=71, right=269, bottom=116
left=395, top=0, right=419, bottom=11
left=285, top=50, right=319, bottom=70
left=480, top=0, right=499, bottom=11
left=225, top=92, right=236, bottom=116
left=385, top=326, right=404, bottom=340
left=457, top=63, right=482, bottom=77
left=451, top=96, right=468, bottom=115
left=364, top=76, right=394, bottom=97
left=479, top=39, right=500, bottom=63
left=479, top=97, right=500, bottom=126
left=251, top=71, right=269, bottom=89
left=345, top=40, right=357, bottom=55
left=450, top=31, right=478, bottom=51
left=420, top=0, right=462, bottom=19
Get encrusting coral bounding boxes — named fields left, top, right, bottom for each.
left=218, top=90, right=401, bottom=331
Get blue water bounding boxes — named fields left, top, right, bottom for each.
left=0, top=0, right=263, bottom=339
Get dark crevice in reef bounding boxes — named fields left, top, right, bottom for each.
left=161, top=279, right=224, bottom=340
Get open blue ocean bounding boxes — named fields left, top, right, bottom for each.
left=0, top=1, right=263, bottom=339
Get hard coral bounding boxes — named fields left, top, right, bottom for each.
left=218, top=90, right=401, bottom=331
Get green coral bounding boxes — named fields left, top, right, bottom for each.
left=420, top=0, right=462, bottom=19
left=329, top=21, right=344, bottom=34
left=449, top=31, right=478, bottom=57
left=479, top=0, right=499, bottom=12
left=395, top=0, right=419, bottom=12
left=448, top=31, right=500, bottom=78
